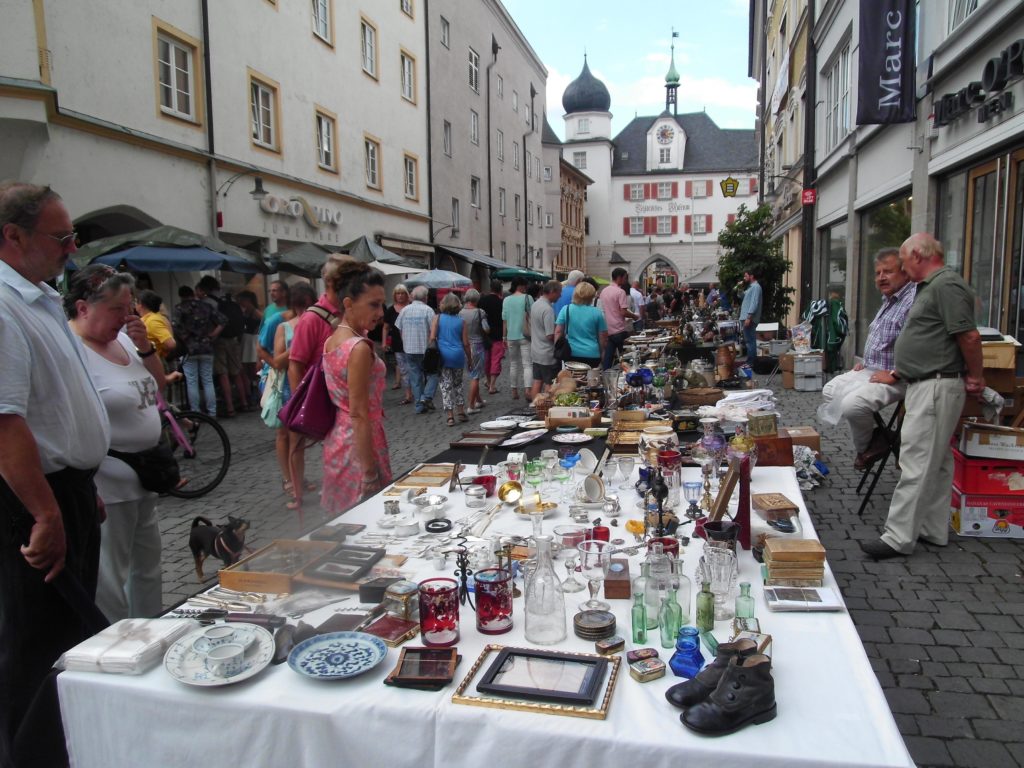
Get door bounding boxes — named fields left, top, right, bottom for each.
left=964, top=159, right=1002, bottom=327
left=1003, top=149, right=1024, bottom=339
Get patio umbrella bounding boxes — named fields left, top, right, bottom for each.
left=368, top=260, right=425, bottom=276
left=403, top=269, right=472, bottom=289
left=493, top=267, right=549, bottom=281
left=273, top=242, right=334, bottom=278
left=71, top=225, right=268, bottom=273
left=91, top=245, right=261, bottom=273
left=341, top=235, right=422, bottom=269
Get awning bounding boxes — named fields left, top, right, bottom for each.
left=437, top=245, right=509, bottom=271
left=686, top=262, right=720, bottom=287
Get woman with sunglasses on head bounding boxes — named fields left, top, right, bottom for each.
left=383, top=284, right=413, bottom=403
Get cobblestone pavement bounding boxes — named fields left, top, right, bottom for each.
left=156, top=369, right=1024, bottom=768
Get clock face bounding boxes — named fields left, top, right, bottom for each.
left=657, top=125, right=675, bottom=144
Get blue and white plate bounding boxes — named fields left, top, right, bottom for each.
left=164, top=623, right=274, bottom=687
left=287, top=631, right=388, bottom=680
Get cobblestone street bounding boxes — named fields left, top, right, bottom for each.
left=157, top=371, right=1024, bottom=768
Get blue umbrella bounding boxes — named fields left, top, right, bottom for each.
left=91, top=245, right=264, bottom=273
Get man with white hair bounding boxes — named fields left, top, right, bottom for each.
left=630, top=280, right=646, bottom=332
left=396, top=285, right=439, bottom=414
left=554, top=269, right=584, bottom=316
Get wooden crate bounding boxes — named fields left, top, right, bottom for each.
left=219, top=539, right=337, bottom=593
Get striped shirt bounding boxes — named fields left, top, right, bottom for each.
left=395, top=300, right=435, bottom=355
left=862, top=280, right=916, bottom=371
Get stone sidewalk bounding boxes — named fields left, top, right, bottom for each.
left=155, top=371, right=1024, bottom=768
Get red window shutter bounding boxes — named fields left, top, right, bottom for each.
left=727, top=213, right=736, bottom=225
left=623, top=218, right=630, bottom=235
left=684, top=215, right=692, bottom=234
left=623, top=185, right=631, bottom=200
left=671, top=182, right=678, bottom=198
left=706, top=215, right=713, bottom=232
left=671, top=216, right=678, bottom=235
left=685, top=181, right=693, bottom=198
left=644, top=217, right=656, bottom=235
left=646, top=183, right=656, bottom=200
left=749, top=177, right=758, bottom=193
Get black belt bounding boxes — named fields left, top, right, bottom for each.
left=903, top=371, right=962, bottom=385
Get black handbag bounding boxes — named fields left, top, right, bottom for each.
left=422, top=344, right=442, bottom=374
left=108, top=435, right=181, bottom=494
left=554, top=306, right=573, bottom=362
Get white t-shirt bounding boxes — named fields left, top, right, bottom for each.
left=84, top=333, right=162, bottom=503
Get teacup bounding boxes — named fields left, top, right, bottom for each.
left=192, top=625, right=236, bottom=653
left=203, top=643, right=246, bottom=678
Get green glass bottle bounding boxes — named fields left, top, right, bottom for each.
left=659, top=588, right=683, bottom=649
left=696, top=580, right=715, bottom=632
left=631, top=592, right=647, bottom=644
left=735, top=581, right=755, bottom=619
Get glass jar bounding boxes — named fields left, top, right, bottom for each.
left=669, top=626, right=706, bottom=678
left=475, top=568, right=513, bottom=635
left=524, top=535, right=566, bottom=645
left=735, top=581, right=755, bottom=620
left=696, top=580, right=715, bottom=632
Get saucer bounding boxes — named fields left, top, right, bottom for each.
left=164, top=624, right=274, bottom=687
left=288, top=631, right=388, bottom=680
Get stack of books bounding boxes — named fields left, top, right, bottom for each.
left=763, top=538, right=826, bottom=587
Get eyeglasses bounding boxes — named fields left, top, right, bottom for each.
left=39, top=230, right=79, bottom=249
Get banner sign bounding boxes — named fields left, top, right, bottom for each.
left=856, top=0, right=916, bottom=125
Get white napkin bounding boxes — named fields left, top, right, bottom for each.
left=60, top=618, right=197, bottom=675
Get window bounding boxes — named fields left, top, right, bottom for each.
left=578, top=117, right=590, bottom=134
left=443, top=120, right=452, bottom=156
left=312, top=0, right=331, bottom=43
left=364, top=136, right=381, bottom=189
left=498, top=187, right=506, bottom=216
left=514, top=193, right=521, bottom=220
left=496, top=129, right=504, bottom=160
left=400, top=0, right=413, bottom=17
left=572, top=151, right=587, bottom=169
left=543, top=165, right=552, bottom=182
left=948, top=0, right=979, bottom=32
left=824, top=45, right=850, bottom=152
left=451, top=198, right=460, bottom=233
left=470, top=110, right=479, bottom=144
left=516, top=244, right=522, bottom=264
left=513, top=141, right=520, bottom=170
left=657, top=216, right=672, bottom=235
left=468, top=47, right=480, bottom=92
left=630, top=183, right=644, bottom=201
left=657, top=182, right=673, bottom=199
left=249, top=75, right=277, bottom=150
left=500, top=242, right=507, bottom=261
left=690, top=180, right=710, bottom=198
left=400, top=51, right=416, bottom=102
left=693, top=215, right=707, bottom=234
left=497, top=75, right=503, bottom=98
left=403, top=154, right=418, bottom=199
left=528, top=205, right=534, bottom=225
left=361, top=18, right=378, bottom=78
left=525, top=103, right=531, bottom=127
left=440, top=16, right=450, bottom=47
left=526, top=150, right=532, bottom=177
left=544, top=212, right=553, bottom=228
left=315, top=110, right=336, bottom=170
left=629, top=217, right=644, bottom=235
left=536, top=204, right=542, bottom=224
left=470, top=176, right=481, bottom=207
left=512, top=90, right=518, bottom=112
left=659, top=148, right=671, bottom=164
left=157, top=31, right=196, bottom=121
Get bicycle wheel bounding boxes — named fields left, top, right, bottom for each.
left=165, top=411, right=231, bottom=499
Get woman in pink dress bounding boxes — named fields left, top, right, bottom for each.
left=321, top=260, right=392, bottom=515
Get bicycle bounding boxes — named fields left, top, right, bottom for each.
left=159, top=393, right=231, bottom=499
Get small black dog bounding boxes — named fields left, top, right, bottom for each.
left=189, top=516, right=250, bottom=581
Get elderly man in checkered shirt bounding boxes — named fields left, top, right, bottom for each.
left=819, top=248, right=916, bottom=470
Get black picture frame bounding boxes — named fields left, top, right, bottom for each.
left=476, top=647, right=608, bottom=705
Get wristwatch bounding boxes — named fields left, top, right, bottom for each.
left=137, top=346, right=157, bottom=358
left=889, top=370, right=899, bottom=380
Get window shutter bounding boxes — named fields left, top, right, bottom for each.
left=623, top=218, right=630, bottom=235
left=671, top=216, right=678, bottom=235
left=749, top=177, right=758, bottom=194
left=684, top=215, right=692, bottom=234
left=671, top=182, right=678, bottom=198
left=623, top=185, right=631, bottom=200
left=645, top=183, right=655, bottom=200
left=644, top=217, right=656, bottom=235
left=685, top=181, right=693, bottom=198
left=727, top=213, right=736, bottom=225
left=706, top=215, right=713, bottom=232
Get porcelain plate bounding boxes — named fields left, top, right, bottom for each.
left=287, top=631, right=388, bottom=680
left=164, top=623, right=274, bottom=687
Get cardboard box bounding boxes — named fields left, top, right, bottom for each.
left=782, top=370, right=795, bottom=389
left=779, top=353, right=795, bottom=373
left=950, top=487, right=1024, bottom=538
left=952, top=448, right=1024, bottom=494
left=985, top=367, right=1016, bottom=394
left=960, top=423, right=1024, bottom=461
left=782, top=426, right=821, bottom=454
left=981, top=340, right=1018, bottom=369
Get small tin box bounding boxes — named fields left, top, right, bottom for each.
left=626, top=647, right=660, bottom=664
left=383, top=579, right=420, bottom=620
left=628, top=658, right=666, bottom=682
left=595, top=635, right=625, bottom=656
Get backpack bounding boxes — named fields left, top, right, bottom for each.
left=217, top=295, right=245, bottom=339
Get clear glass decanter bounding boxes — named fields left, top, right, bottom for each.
left=524, top=535, right=566, bottom=644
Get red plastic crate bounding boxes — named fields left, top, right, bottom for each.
left=952, top=448, right=1024, bottom=495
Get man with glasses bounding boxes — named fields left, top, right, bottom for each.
left=0, top=181, right=111, bottom=765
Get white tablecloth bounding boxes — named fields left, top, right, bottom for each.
left=59, top=467, right=913, bottom=768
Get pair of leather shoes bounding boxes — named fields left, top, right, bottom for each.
left=854, top=429, right=893, bottom=470
left=680, top=654, right=777, bottom=736
left=665, top=638, right=758, bottom=709
left=859, top=538, right=905, bottom=559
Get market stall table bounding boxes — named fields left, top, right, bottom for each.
left=59, top=464, right=913, bottom=768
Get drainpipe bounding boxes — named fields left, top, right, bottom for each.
left=800, top=1, right=817, bottom=313
left=523, top=83, right=536, bottom=268
left=201, top=0, right=217, bottom=235
left=757, top=0, right=768, bottom=205
left=486, top=35, right=499, bottom=262
left=424, top=0, right=435, bottom=268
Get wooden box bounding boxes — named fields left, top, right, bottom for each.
left=603, top=558, right=632, bottom=600
left=612, top=410, right=649, bottom=425
left=219, top=539, right=337, bottom=593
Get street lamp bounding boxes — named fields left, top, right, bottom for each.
left=216, top=171, right=267, bottom=201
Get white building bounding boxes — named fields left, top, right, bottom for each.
left=559, top=56, right=759, bottom=286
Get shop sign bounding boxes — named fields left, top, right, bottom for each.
left=935, top=38, right=1023, bottom=126
left=801, top=189, right=817, bottom=205
left=633, top=202, right=690, bottom=214
left=259, top=194, right=342, bottom=229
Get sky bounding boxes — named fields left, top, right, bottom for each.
left=500, top=0, right=759, bottom=140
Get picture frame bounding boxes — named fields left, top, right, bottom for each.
left=709, top=458, right=741, bottom=522
left=385, top=646, right=459, bottom=687
left=332, top=544, right=386, bottom=567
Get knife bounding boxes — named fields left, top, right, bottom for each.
left=448, top=461, right=462, bottom=493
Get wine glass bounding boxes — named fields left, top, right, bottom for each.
left=617, top=456, right=636, bottom=490
left=555, top=458, right=574, bottom=502
left=603, top=458, right=621, bottom=489
left=576, top=540, right=612, bottom=611
left=561, top=555, right=586, bottom=593
left=524, top=460, right=544, bottom=494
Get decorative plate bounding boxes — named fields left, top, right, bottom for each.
left=480, top=420, right=512, bottom=430
left=520, top=420, right=547, bottom=429
left=500, top=429, right=548, bottom=447
left=553, top=433, right=593, bottom=444
left=288, top=631, right=388, bottom=680
left=164, top=624, right=274, bottom=688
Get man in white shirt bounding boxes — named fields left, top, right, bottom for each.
left=0, top=182, right=110, bottom=765
left=630, top=281, right=647, bottom=332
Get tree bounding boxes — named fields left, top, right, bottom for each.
left=717, top=203, right=795, bottom=324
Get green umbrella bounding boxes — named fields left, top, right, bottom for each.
left=272, top=242, right=335, bottom=278
left=71, top=225, right=268, bottom=273
left=493, top=267, right=549, bottom=281
left=341, top=236, right=422, bottom=269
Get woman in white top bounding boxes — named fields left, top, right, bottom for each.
left=66, top=265, right=166, bottom=621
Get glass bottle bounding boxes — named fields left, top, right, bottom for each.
left=659, top=588, right=683, bottom=649
left=674, top=557, right=692, bottom=626
left=632, top=566, right=658, bottom=631
left=696, top=580, right=715, bottom=632
left=631, top=592, right=647, bottom=644
left=524, top=536, right=566, bottom=644
left=647, top=543, right=671, bottom=629
left=669, top=626, right=706, bottom=678
left=735, top=581, right=755, bottom=619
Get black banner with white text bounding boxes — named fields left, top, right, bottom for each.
left=856, top=0, right=916, bottom=125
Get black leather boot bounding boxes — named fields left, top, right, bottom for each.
left=680, top=654, right=777, bottom=736
left=665, top=637, right=757, bottom=709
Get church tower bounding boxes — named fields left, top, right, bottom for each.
left=665, top=31, right=680, bottom=115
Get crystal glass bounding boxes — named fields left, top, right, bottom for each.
left=555, top=458, right=574, bottom=502
left=704, top=546, right=738, bottom=620
left=524, top=460, right=544, bottom=493
left=474, top=568, right=513, bottom=635
left=617, top=455, right=636, bottom=490
left=603, top=457, right=622, bottom=488
left=418, top=578, right=460, bottom=647
left=576, top=540, right=612, bottom=611
left=524, top=536, right=567, bottom=644
left=561, top=554, right=586, bottom=593
left=683, top=480, right=703, bottom=520
left=669, top=626, right=706, bottom=678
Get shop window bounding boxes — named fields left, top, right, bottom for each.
left=858, top=194, right=912, bottom=341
